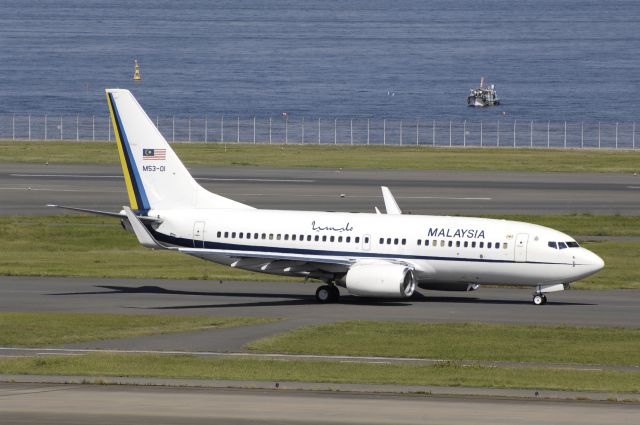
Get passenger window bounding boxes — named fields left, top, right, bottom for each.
left=239, top=232, right=243, bottom=238
left=300, top=234, right=304, bottom=241
left=254, top=233, right=259, bottom=239
left=364, top=237, right=369, bottom=243
left=346, top=236, right=351, bottom=243
left=307, top=235, right=312, bottom=241
left=246, top=233, right=251, bottom=239
left=387, top=238, right=392, bottom=244
left=277, top=234, right=281, bottom=240
left=471, top=241, right=476, bottom=248
left=356, top=237, right=361, bottom=243
left=464, top=241, right=468, bottom=248
left=456, top=241, right=460, bottom=248
left=495, top=243, right=500, bottom=249
left=217, top=231, right=221, bottom=237
left=558, top=242, right=567, bottom=249
left=401, top=238, right=406, bottom=245
left=224, top=232, right=229, bottom=238
left=338, top=236, right=343, bottom=242
left=448, top=241, right=453, bottom=247
left=269, top=234, right=274, bottom=240
left=291, top=235, right=296, bottom=241
left=322, top=236, right=327, bottom=242
left=479, top=242, right=484, bottom=248
left=425, top=240, right=430, bottom=247
left=417, top=240, right=422, bottom=246
left=440, top=240, right=445, bottom=247
left=379, top=238, right=384, bottom=244
left=330, top=236, right=335, bottom=242
left=503, top=243, right=508, bottom=249
left=393, top=238, right=398, bottom=245
left=548, top=242, right=557, bottom=249
left=284, top=234, right=289, bottom=240
left=232, top=232, right=236, bottom=238
left=315, top=235, right=319, bottom=242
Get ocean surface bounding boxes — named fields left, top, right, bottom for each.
left=1, top=0, right=639, bottom=122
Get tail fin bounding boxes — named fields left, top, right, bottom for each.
left=106, top=89, right=253, bottom=212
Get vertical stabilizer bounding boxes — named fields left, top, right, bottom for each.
left=106, top=89, right=253, bottom=212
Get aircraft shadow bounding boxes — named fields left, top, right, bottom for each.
left=48, top=285, right=594, bottom=308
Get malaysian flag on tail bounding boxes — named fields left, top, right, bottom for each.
left=142, top=148, right=166, bottom=160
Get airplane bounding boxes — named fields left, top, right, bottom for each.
left=50, top=89, right=605, bottom=305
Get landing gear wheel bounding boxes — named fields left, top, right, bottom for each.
left=533, top=294, right=547, bottom=305
left=316, top=285, right=340, bottom=303
left=316, top=285, right=332, bottom=303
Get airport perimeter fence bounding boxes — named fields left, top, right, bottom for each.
left=1, top=114, right=638, bottom=150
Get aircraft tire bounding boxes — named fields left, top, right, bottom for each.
left=316, top=285, right=333, bottom=303
left=533, top=294, right=547, bottom=305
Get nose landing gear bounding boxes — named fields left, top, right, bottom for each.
left=533, top=294, right=547, bottom=305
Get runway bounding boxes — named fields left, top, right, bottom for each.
left=2, top=163, right=640, bottom=215
left=1, top=276, right=638, bottom=353
left=1, top=383, right=638, bottom=425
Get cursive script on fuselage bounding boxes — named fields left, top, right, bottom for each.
left=311, top=220, right=354, bottom=233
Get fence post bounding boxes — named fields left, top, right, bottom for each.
left=564, top=121, right=566, bottom=148
left=416, top=119, right=419, bottom=145
left=269, top=116, right=272, bottom=144
left=598, top=122, right=601, bottom=149
left=497, top=120, right=500, bottom=147
left=581, top=121, right=583, bottom=148
left=12, top=114, right=15, bottom=140
left=172, top=116, right=175, bottom=143
left=253, top=117, right=256, bottom=144
left=28, top=114, right=31, bottom=141
left=60, top=115, right=63, bottom=140
left=615, top=122, right=618, bottom=149
left=76, top=114, right=79, bottom=141
left=513, top=119, right=516, bottom=148
left=318, top=118, right=321, bottom=144
left=350, top=119, right=353, bottom=145
left=383, top=119, right=386, bottom=145
left=92, top=115, right=95, bottom=141
left=221, top=116, right=224, bottom=143
left=302, top=117, right=305, bottom=144
left=205, top=117, right=208, bottom=143
left=238, top=116, right=240, bottom=144
left=367, top=119, right=370, bottom=145
left=480, top=120, right=483, bottom=147
left=432, top=120, right=435, bottom=147
left=334, top=118, right=337, bottom=144
left=45, top=114, right=47, bottom=141
left=156, top=116, right=159, bottom=128
left=633, top=122, right=636, bottom=149
left=463, top=120, right=466, bottom=147
left=284, top=115, right=288, bottom=144
left=530, top=120, right=533, bottom=148
left=400, top=120, right=403, bottom=145
left=188, top=117, right=191, bottom=142
left=449, top=120, right=452, bottom=147
left=547, top=121, right=550, bottom=148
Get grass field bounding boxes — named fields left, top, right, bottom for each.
left=0, top=215, right=638, bottom=288
left=247, top=321, right=640, bottom=366
left=0, top=312, right=276, bottom=347
left=0, top=353, right=637, bottom=393
left=2, top=141, right=640, bottom=173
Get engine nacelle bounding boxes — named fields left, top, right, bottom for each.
left=342, top=263, right=416, bottom=298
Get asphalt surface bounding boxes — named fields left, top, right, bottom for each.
left=1, top=276, right=638, bottom=353
left=1, top=383, right=638, bottom=425
left=2, top=163, right=640, bottom=215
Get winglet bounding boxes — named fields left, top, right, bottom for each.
left=381, top=186, right=402, bottom=215
left=123, top=206, right=167, bottom=249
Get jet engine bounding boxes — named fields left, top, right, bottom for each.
left=342, top=263, right=416, bottom=298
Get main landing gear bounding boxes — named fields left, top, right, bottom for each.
left=531, top=283, right=569, bottom=305
left=316, top=284, right=340, bottom=303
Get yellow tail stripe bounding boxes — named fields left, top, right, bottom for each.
left=106, top=92, right=139, bottom=210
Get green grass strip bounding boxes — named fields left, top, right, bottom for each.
left=0, top=215, right=638, bottom=288
left=2, top=141, right=640, bottom=173
left=0, top=353, right=637, bottom=393
left=0, top=312, right=277, bottom=347
left=247, top=321, right=640, bottom=366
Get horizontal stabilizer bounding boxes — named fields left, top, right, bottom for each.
left=47, top=204, right=162, bottom=223
left=123, top=206, right=168, bottom=249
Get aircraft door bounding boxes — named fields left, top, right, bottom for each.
left=193, top=221, right=205, bottom=248
left=514, top=233, right=528, bottom=262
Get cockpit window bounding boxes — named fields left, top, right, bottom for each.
left=567, top=241, right=580, bottom=248
left=548, top=242, right=557, bottom=249
left=558, top=242, right=568, bottom=249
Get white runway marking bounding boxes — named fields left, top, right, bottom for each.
left=627, top=186, right=640, bottom=189
left=197, top=177, right=315, bottom=183
left=0, top=187, right=120, bottom=193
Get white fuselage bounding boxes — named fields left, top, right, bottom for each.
left=147, top=208, right=604, bottom=288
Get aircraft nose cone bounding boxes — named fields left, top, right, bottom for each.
left=583, top=249, right=605, bottom=274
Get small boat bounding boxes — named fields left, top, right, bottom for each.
left=467, top=77, right=499, bottom=107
